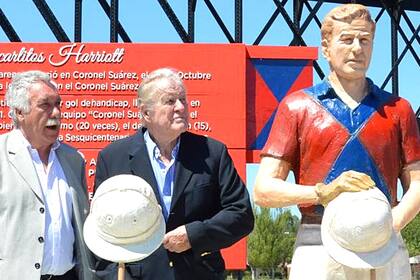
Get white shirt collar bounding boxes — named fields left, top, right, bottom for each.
left=144, top=130, right=180, bottom=162
left=15, top=129, right=61, bottom=152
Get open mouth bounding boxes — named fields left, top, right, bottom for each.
left=45, top=119, right=60, bottom=130
left=46, top=124, right=59, bottom=130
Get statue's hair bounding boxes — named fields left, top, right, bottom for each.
left=321, top=4, right=375, bottom=42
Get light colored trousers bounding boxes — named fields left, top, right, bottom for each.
left=289, top=224, right=411, bottom=280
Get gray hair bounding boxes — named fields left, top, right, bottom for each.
left=5, top=70, right=57, bottom=127
left=136, top=67, right=185, bottom=124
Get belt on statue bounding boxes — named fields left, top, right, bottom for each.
left=301, top=215, right=322, bottom=224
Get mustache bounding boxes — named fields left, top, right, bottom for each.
left=46, top=118, right=60, bottom=126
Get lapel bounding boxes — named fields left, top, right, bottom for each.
left=170, top=133, right=193, bottom=212
left=128, top=130, right=163, bottom=207
left=7, top=130, right=44, bottom=202
left=56, top=146, right=78, bottom=189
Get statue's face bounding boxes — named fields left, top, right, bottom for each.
left=322, top=19, right=374, bottom=81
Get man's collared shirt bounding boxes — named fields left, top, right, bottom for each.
left=17, top=129, right=75, bottom=276
left=144, top=130, right=179, bottom=219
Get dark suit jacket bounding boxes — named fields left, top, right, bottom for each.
left=94, top=129, right=254, bottom=280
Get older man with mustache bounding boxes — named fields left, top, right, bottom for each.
left=0, top=70, right=96, bottom=280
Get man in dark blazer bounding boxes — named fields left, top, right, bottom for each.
left=0, top=71, right=96, bottom=280
left=94, top=67, right=254, bottom=280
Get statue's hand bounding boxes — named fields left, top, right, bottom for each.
left=315, top=170, right=375, bottom=206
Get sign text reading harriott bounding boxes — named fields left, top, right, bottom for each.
left=0, top=43, right=125, bottom=66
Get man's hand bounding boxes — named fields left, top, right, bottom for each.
left=163, top=225, right=191, bottom=253
left=315, top=170, right=375, bottom=206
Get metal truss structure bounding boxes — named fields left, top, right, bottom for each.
left=0, top=0, right=419, bottom=120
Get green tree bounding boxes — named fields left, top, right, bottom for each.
left=248, top=207, right=299, bottom=279
left=401, top=214, right=420, bottom=257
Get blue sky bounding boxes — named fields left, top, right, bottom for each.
left=1, top=1, right=419, bottom=217
left=0, top=1, right=418, bottom=109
